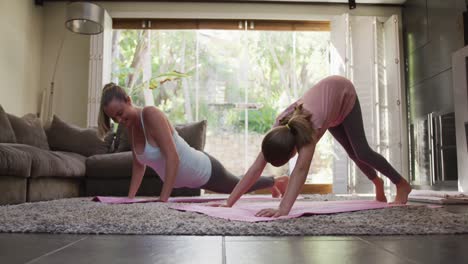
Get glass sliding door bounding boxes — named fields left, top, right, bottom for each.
left=245, top=29, right=332, bottom=183
left=196, top=29, right=249, bottom=176
left=111, top=19, right=333, bottom=188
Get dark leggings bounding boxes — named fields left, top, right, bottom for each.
left=328, top=98, right=403, bottom=184
left=200, top=153, right=275, bottom=194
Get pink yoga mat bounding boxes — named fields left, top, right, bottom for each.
left=169, top=199, right=400, bottom=222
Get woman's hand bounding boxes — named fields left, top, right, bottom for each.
left=255, top=208, right=289, bottom=218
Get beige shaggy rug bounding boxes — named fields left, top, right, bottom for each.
left=0, top=195, right=467, bottom=236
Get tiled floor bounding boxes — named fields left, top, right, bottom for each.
left=1, top=203, right=467, bottom=264
left=1, top=234, right=468, bottom=264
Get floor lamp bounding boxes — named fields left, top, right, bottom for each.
left=41, top=1, right=107, bottom=124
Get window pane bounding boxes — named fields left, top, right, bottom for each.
left=111, top=27, right=333, bottom=184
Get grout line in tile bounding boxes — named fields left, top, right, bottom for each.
left=357, top=236, right=420, bottom=264
left=225, top=236, right=359, bottom=242
left=222, top=236, right=226, bottom=264
left=24, top=237, right=88, bottom=264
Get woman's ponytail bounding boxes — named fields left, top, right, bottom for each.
left=97, top=83, right=128, bottom=138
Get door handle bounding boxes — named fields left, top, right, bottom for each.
left=428, top=112, right=435, bottom=185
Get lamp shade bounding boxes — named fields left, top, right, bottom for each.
left=65, top=2, right=105, bottom=35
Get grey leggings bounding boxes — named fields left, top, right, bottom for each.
left=328, top=98, right=403, bottom=184
left=200, top=153, right=275, bottom=193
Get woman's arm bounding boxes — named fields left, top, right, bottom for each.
left=128, top=128, right=147, bottom=198
left=256, top=143, right=315, bottom=217
left=225, top=152, right=268, bottom=207
left=128, top=150, right=147, bottom=198
left=143, top=107, right=180, bottom=202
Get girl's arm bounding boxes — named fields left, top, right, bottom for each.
left=128, top=129, right=147, bottom=198
left=143, top=107, right=180, bottom=202
left=278, top=143, right=315, bottom=214
left=225, top=152, right=268, bottom=207
left=223, top=100, right=301, bottom=207
left=256, top=142, right=315, bottom=217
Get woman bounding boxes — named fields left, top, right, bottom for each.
left=97, top=83, right=288, bottom=202
left=220, top=75, right=412, bottom=217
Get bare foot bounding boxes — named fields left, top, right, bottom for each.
left=271, top=176, right=289, bottom=198
left=372, top=177, right=387, bottom=202
left=271, top=186, right=281, bottom=198
left=390, top=179, right=412, bottom=204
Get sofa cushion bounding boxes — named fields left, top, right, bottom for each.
left=10, top=144, right=86, bottom=178
left=45, top=115, right=109, bottom=157
left=114, top=120, right=207, bottom=152
left=0, top=143, right=31, bottom=177
left=175, top=120, right=207, bottom=151
left=114, top=125, right=131, bottom=152
left=103, top=130, right=116, bottom=153
left=86, top=151, right=158, bottom=179
left=7, top=113, right=49, bottom=150
left=0, top=105, right=16, bottom=143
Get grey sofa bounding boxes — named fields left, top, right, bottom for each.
left=0, top=105, right=205, bottom=205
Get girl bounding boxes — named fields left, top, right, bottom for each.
left=97, top=83, right=287, bottom=202
left=220, top=75, right=412, bottom=217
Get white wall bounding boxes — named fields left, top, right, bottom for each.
left=40, top=1, right=402, bottom=127
left=453, top=46, right=468, bottom=192
left=101, top=2, right=402, bottom=20
left=0, top=0, right=43, bottom=116
left=40, top=3, right=90, bottom=127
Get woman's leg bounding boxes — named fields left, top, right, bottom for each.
left=328, top=124, right=387, bottom=202
left=340, top=98, right=411, bottom=204
left=200, top=152, right=276, bottom=194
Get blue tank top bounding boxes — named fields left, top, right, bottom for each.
left=134, top=110, right=211, bottom=188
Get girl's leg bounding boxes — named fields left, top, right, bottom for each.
left=340, top=98, right=403, bottom=184
left=340, top=98, right=411, bottom=204
left=329, top=124, right=387, bottom=202
left=200, top=152, right=276, bottom=194
left=329, top=125, right=379, bottom=181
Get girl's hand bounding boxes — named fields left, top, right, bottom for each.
left=255, top=208, right=288, bottom=218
